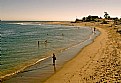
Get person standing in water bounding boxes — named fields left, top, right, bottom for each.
left=44, top=40, right=47, bottom=43
left=37, top=41, right=39, bottom=47
left=52, top=53, right=56, bottom=66
left=93, top=27, right=96, bottom=33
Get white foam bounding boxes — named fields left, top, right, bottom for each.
left=8, top=23, right=41, bottom=25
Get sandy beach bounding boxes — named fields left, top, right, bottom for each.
left=1, top=0, right=121, bottom=83
left=1, top=21, right=121, bottom=83
left=44, top=22, right=121, bottom=83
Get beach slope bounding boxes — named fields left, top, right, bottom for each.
left=44, top=23, right=121, bottom=83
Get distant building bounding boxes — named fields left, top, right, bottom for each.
left=75, top=18, right=82, bottom=23
left=83, top=15, right=99, bottom=22
left=109, top=17, right=118, bottom=20
left=90, top=16, right=99, bottom=19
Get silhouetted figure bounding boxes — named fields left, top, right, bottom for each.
left=93, top=27, right=96, bottom=33
left=94, top=27, right=96, bottom=31
left=44, top=40, right=48, bottom=47
left=62, top=33, right=64, bottom=36
left=0, top=79, right=2, bottom=83
left=44, top=40, right=47, bottom=43
left=37, top=41, right=39, bottom=47
left=52, top=53, right=56, bottom=66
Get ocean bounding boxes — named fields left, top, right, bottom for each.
left=0, top=21, right=100, bottom=82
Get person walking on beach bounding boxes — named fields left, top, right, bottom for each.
left=93, top=27, right=96, bottom=33
left=52, top=53, right=56, bottom=66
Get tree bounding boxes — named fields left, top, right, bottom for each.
left=82, top=17, right=86, bottom=21
left=108, top=16, right=110, bottom=19
left=86, top=15, right=92, bottom=21
left=104, top=12, right=109, bottom=19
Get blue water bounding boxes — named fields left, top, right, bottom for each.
left=0, top=22, right=94, bottom=79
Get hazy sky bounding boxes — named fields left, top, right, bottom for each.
left=0, top=0, right=121, bottom=21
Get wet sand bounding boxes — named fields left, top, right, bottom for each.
left=44, top=22, right=121, bottom=83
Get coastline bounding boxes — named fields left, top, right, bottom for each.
left=2, top=22, right=121, bottom=83
left=1, top=22, right=99, bottom=83
left=44, top=22, right=121, bottom=83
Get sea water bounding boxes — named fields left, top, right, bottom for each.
left=0, top=22, right=98, bottom=80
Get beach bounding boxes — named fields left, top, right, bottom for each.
left=44, top=22, right=121, bottom=83
left=1, top=21, right=99, bottom=82
left=1, top=21, right=121, bottom=83
left=1, top=0, right=121, bottom=82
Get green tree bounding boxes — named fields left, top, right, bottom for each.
left=108, top=16, right=110, bottom=19
left=82, top=17, right=86, bottom=21
left=104, top=12, right=109, bottom=19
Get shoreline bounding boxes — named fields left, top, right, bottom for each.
left=44, top=22, right=121, bottom=82
left=44, top=23, right=106, bottom=83
left=0, top=22, right=72, bottom=81
left=2, top=22, right=121, bottom=82
left=1, top=22, right=100, bottom=83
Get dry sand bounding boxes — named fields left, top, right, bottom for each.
left=44, top=22, right=121, bottom=83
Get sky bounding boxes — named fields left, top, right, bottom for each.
left=0, top=0, right=121, bottom=21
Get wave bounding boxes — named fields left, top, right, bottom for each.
left=8, top=23, right=24, bottom=25
left=0, top=56, right=50, bottom=81
left=8, top=23, right=41, bottom=25
left=1, top=30, right=15, bottom=37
